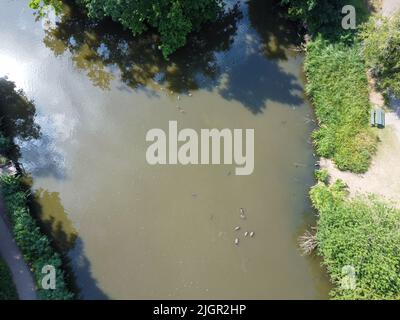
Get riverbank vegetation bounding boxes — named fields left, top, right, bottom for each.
left=310, top=180, right=400, bottom=299
left=0, top=259, right=17, bottom=300
left=282, top=0, right=377, bottom=173
left=0, top=175, right=74, bottom=299
left=30, top=0, right=223, bottom=58
left=281, top=0, right=400, bottom=299
left=304, top=39, right=376, bottom=173
left=0, top=77, right=74, bottom=299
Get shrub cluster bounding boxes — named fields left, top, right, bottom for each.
left=310, top=181, right=400, bottom=299
left=0, top=174, right=74, bottom=300
left=305, top=37, right=377, bottom=173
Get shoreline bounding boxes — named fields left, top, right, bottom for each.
left=318, top=1, right=400, bottom=208
left=295, top=0, right=400, bottom=299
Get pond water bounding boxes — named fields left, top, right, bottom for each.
left=0, top=0, right=330, bottom=299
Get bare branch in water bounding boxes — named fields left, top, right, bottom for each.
left=299, top=228, right=317, bottom=256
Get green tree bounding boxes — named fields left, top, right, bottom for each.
left=30, top=0, right=222, bottom=58
left=280, top=0, right=369, bottom=40
left=361, top=12, right=400, bottom=97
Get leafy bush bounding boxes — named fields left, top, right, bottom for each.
left=0, top=259, right=18, bottom=300
left=0, top=174, right=74, bottom=300
left=360, top=12, right=400, bottom=97
left=310, top=181, right=400, bottom=299
left=305, top=37, right=377, bottom=173
left=314, top=168, right=329, bottom=183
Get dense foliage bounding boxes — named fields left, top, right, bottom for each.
left=311, top=180, right=400, bottom=299
left=0, top=78, right=40, bottom=143
left=0, top=174, right=74, bottom=300
left=30, top=0, right=222, bottom=58
left=279, top=0, right=376, bottom=173
left=0, top=259, right=18, bottom=300
left=361, top=12, right=400, bottom=97
left=305, top=37, right=376, bottom=173
left=280, top=0, right=369, bottom=40
left=281, top=0, right=400, bottom=300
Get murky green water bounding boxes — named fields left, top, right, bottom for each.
left=0, top=0, right=330, bottom=299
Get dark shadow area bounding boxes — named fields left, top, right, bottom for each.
left=218, top=53, right=304, bottom=113
left=42, top=0, right=242, bottom=93
left=216, top=0, right=304, bottom=113
left=248, top=0, right=303, bottom=61
left=25, top=180, right=109, bottom=299
left=30, top=187, right=78, bottom=252
left=68, top=238, right=109, bottom=300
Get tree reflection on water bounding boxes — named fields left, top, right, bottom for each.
left=42, top=0, right=242, bottom=93
left=39, top=0, right=305, bottom=114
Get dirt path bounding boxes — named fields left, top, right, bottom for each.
left=382, top=0, right=400, bottom=17
left=320, top=1, right=400, bottom=207
left=320, top=122, right=400, bottom=207
left=0, top=188, right=37, bottom=300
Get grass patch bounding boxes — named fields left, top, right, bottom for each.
left=281, top=0, right=377, bottom=173
left=305, top=37, right=377, bottom=173
left=0, top=174, right=74, bottom=300
left=310, top=181, right=400, bottom=299
left=0, top=259, right=18, bottom=300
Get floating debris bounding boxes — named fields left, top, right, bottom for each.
left=294, top=162, right=306, bottom=168
left=234, top=226, right=240, bottom=231
left=177, top=106, right=185, bottom=114
left=234, top=238, right=239, bottom=246
left=250, top=232, right=255, bottom=238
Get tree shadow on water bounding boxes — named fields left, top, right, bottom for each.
left=28, top=185, right=109, bottom=299
left=248, top=0, right=303, bottom=61
left=40, top=0, right=305, bottom=114
left=216, top=0, right=305, bottom=113
left=218, top=53, right=304, bottom=114
left=42, top=0, right=242, bottom=94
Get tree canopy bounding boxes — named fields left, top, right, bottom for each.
left=361, top=12, right=400, bottom=97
